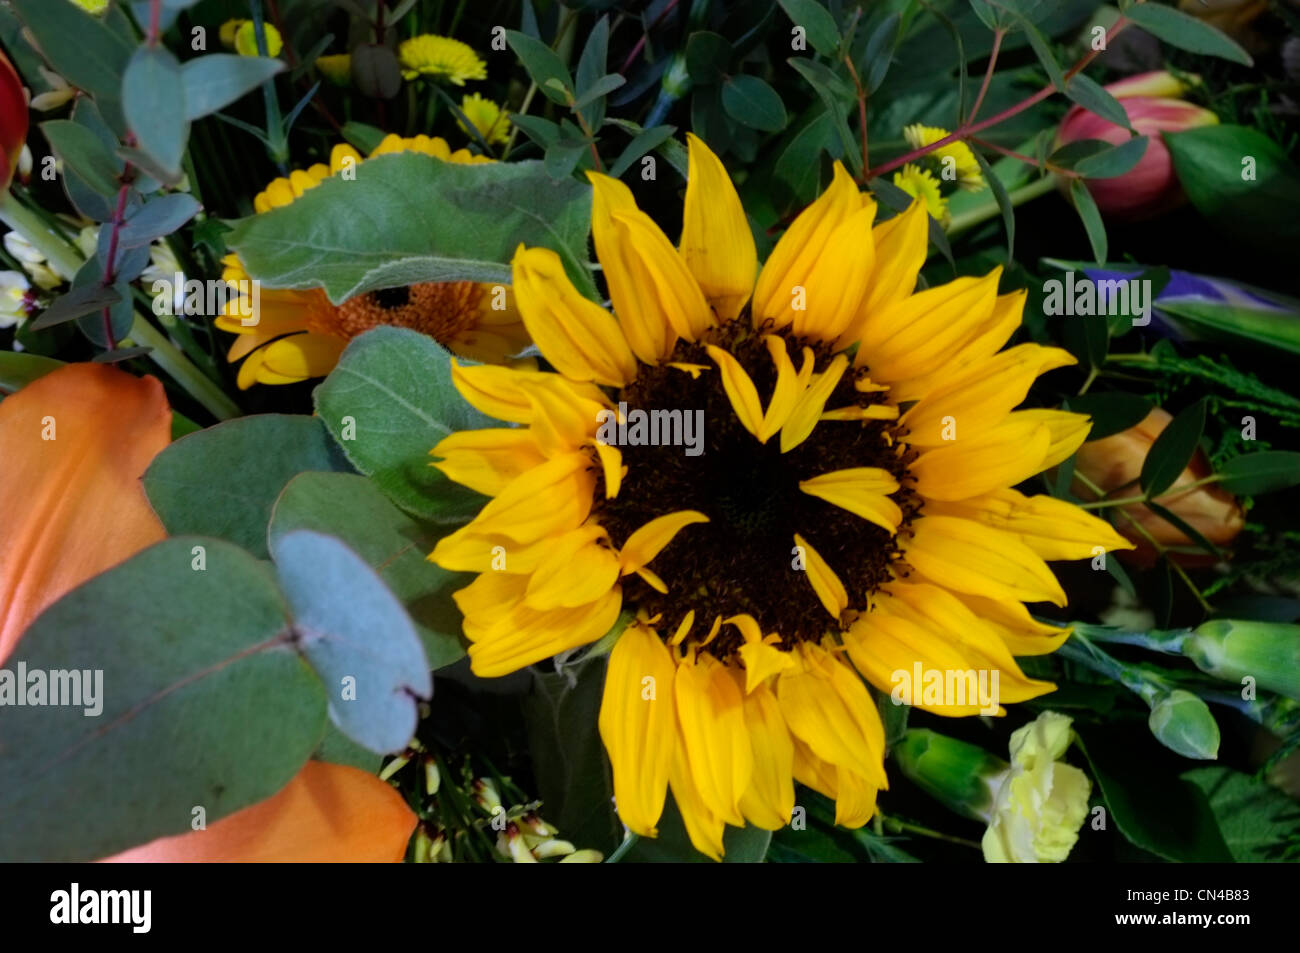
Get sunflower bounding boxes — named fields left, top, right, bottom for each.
left=398, top=35, right=487, bottom=84
left=428, top=133, right=1130, bottom=859
left=217, top=135, right=530, bottom=389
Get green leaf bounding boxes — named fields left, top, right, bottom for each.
left=1125, top=2, right=1252, bottom=65
left=620, top=794, right=772, bottom=862
left=40, top=120, right=122, bottom=197
left=608, top=123, right=677, bottom=179
left=778, top=0, right=841, bottom=57
left=685, top=31, right=732, bottom=85
left=1066, top=72, right=1134, bottom=133
left=29, top=283, right=122, bottom=331
left=575, top=15, right=610, bottom=128
left=313, top=327, right=492, bottom=523
left=1016, top=15, right=1065, bottom=92
left=1067, top=392, right=1153, bottom=440
left=1074, top=727, right=1232, bottom=862
left=181, top=53, right=284, bottom=121
left=10, top=0, right=132, bottom=121
left=506, top=30, right=574, bottom=106
left=571, top=73, right=626, bottom=111
left=143, top=414, right=352, bottom=558
left=122, top=46, right=188, bottom=176
left=1068, top=178, right=1108, bottom=264
left=775, top=112, right=832, bottom=205
left=269, top=472, right=469, bottom=669
left=225, top=152, right=596, bottom=302
left=1155, top=297, right=1300, bottom=356
left=341, top=120, right=387, bottom=154
left=1075, top=136, right=1148, bottom=179
left=0, top=351, right=63, bottom=397
left=523, top=655, right=623, bottom=856
left=1164, top=124, right=1300, bottom=252
left=788, top=58, right=860, bottom=173
left=1140, top=397, right=1205, bottom=497
left=1144, top=499, right=1222, bottom=556
left=0, top=537, right=327, bottom=862
left=1217, top=451, right=1300, bottom=495
left=860, top=12, right=902, bottom=93
left=1183, top=766, right=1300, bottom=861
left=270, top=530, right=432, bottom=755
left=972, top=149, right=1014, bottom=257
left=721, top=75, right=788, bottom=133
left=118, top=193, right=201, bottom=248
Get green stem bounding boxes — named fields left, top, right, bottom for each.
left=874, top=813, right=981, bottom=850
left=946, top=174, right=1056, bottom=237
left=0, top=190, right=240, bottom=420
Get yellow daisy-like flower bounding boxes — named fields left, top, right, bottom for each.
left=398, top=35, right=487, bottom=84
left=458, top=92, right=511, bottom=146
left=428, top=133, right=1131, bottom=859
left=892, top=163, right=948, bottom=225
left=68, top=0, right=109, bottom=15
left=903, top=124, right=986, bottom=191
left=217, top=135, right=528, bottom=389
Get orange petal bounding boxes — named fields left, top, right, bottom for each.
left=101, top=762, right=416, bottom=862
left=0, top=364, right=170, bottom=663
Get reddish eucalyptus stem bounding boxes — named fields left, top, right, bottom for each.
left=862, top=17, right=1130, bottom=182
left=967, top=29, right=1004, bottom=124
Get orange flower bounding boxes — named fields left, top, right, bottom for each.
left=102, top=761, right=416, bottom=862
left=1074, top=407, right=1244, bottom=565
left=0, top=364, right=416, bottom=861
left=0, top=363, right=169, bottom=662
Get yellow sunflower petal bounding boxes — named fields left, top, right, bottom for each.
left=255, top=331, right=347, bottom=381
left=674, top=652, right=753, bottom=827
left=430, top=428, right=547, bottom=497
left=465, top=586, right=622, bottom=676
left=793, top=533, right=849, bottom=619
left=905, top=515, right=1068, bottom=607
left=1011, top=408, right=1093, bottom=469
left=449, top=359, right=608, bottom=424
left=619, top=510, right=710, bottom=574
left=927, top=487, right=1135, bottom=561
left=952, top=591, right=1073, bottom=656
left=737, top=683, right=796, bottom=830
left=798, top=467, right=902, bottom=533
left=901, top=344, right=1077, bottom=446
left=777, top=643, right=887, bottom=786
left=779, top=354, right=848, bottom=452
left=434, top=451, right=595, bottom=546
left=832, top=767, right=881, bottom=828
left=593, top=439, right=624, bottom=499
left=524, top=524, right=621, bottom=609
left=706, top=344, right=765, bottom=440
left=598, top=624, right=677, bottom=837
left=680, top=132, right=757, bottom=322
left=511, top=244, right=638, bottom=386
left=668, top=736, right=726, bottom=860
left=910, top=416, right=1050, bottom=501
left=855, top=269, right=1001, bottom=384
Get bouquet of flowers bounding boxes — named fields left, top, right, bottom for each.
left=1, top=0, right=1299, bottom=869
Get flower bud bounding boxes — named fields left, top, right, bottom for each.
left=1148, top=688, right=1220, bottom=760
left=0, top=50, right=28, bottom=191
left=893, top=729, right=1007, bottom=822
left=1184, top=620, right=1300, bottom=702
left=1056, top=74, right=1219, bottom=221
left=1073, top=407, right=1244, bottom=566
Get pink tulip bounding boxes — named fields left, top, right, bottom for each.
left=1057, top=72, right=1219, bottom=221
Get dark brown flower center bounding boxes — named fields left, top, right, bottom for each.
left=318, top=281, right=484, bottom=342
left=593, top=314, right=921, bottom=657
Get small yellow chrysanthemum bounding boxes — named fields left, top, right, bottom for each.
left=892, top=163, right=948, bottom=225
left=399, top=35, right=487, bottom=84
left=903, top=124, right=986, bottom=191
left=228, top=20, right=283, bottom=58
left=68, top=0, right=108, bottom=15
left=458, top=92, right=511, bottom=146
left=316, top=54, right=352, bottom=87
